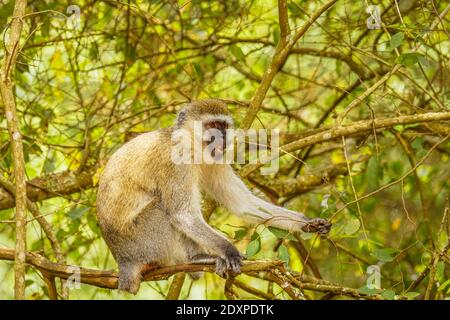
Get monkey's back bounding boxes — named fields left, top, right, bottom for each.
left=96, top=130, right=169, bottom=231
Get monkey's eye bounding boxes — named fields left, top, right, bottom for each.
left=205, top=121, right=228, bottom=130
left=205, top=122, right=216, bottom=129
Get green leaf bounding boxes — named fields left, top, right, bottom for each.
left=89, top=42, right=100, bottom=60
left=389, top=160, right=404, bottom=175
left=43, top=153, right=56, bottom=173
left=436, top=261, right=445, bottom=282
left=268, top=226, right=288, bottom=238
left=87, top=214, right=102, bottom=237
left=272, top=27, right=280, bottom=44
left=437, top=279, right=450, bottom=292
left=204, top=54, right=216, bottom=67
left=125, top=44, right=137, bottom=62
left=371, top=248, right=397, bottom=262
left=192, top=62, right=202, bottom=77
left=234, top=229, right=247, bottom=240
left=411, top=137, right=424, bottom=152
left=0, top=1, right=15, bottom=22
left=390, top=32, right=404, bottom=49
left=321, top=195, right=336, bottom=218
left=56, top=229, right=68, bottom=241
left=381, top=290, right=396, bottom=300
left=358, top=285, right=379, bottom=295
left=68, top=219, right=81, bottom=233
left=68, top=206, right=89, bottom=220
left=403, top=292, right=420, bottom=300
left=278, top=243, right=290, bottom=265
left=421, top=252, right=432, bottom=265
left=335, top=60, right=342, bottom=74
left=25, top=280, right=35, bottom=288
left=246, top=238, right=261, bottom=257
left=250, top=231, right=260, bottom=241
left=230, top=45, right=245, bottom=61
left=344, top=217, right=360, bottom=235
left=31, top=240, right=43, bottom=251
left=287, top=3, right=303, bottom=17
left=396, top=52, right=425, bottom=66
left=366, top=157, right=382, bottom=190
left=417, top=54, right=429, bottom=66
left=267, top=226, right=296, bottom=241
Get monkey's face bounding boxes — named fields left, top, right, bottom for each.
left=203, top=120, right=229, bottom=158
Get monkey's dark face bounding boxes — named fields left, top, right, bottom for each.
left=203, top=120, right=229, bottom=157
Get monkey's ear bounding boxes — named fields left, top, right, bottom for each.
left=176, top=109, right=187, bottom=126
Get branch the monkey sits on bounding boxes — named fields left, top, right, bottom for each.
left=96, top=99, right=331, bottom=294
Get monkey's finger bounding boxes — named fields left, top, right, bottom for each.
left=231, top=259, right=241, bottom=274
left=320, top=228, right=331, bottom=234
left=318, top=221, right=332, bottom=234
left=302, top=218, right=332, bottom=234
left=225, top=258, right=232, bottom=271
left=215, top=258, right=227, bottom=278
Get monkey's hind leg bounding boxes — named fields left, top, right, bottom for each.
left=118, top=261, right=144, bottom=294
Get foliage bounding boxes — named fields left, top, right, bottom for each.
left=0, top=0, right=449, bottom=300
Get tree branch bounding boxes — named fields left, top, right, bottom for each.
left=248, top=163, right=348, bottom=198
left=0, top=246, right=282, bottom=290
left=278, top=0, right=290, bottom=42
left=0, top=0, right=28, bottom=300
left=241, top=111, right=450, bottom=177
left=0, top=176, right=67, bottom=299
left=240, top=0, right=338, bottom=129
left=337, top=3, right=450, bottom=124
left=165, top=273, right=186, bottom=300
left=0, top=246, right=382, bottom=299
left=290, top=47, right=371, bottom=80
left=0, top=166, right=96, bottom=211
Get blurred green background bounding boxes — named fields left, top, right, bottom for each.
left=0, top=0, right=449, bottom=300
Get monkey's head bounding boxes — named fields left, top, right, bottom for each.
left=175, top=99, right=233, bottom=159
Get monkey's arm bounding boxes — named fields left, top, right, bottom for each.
left=170, top=205, right=243, bottom=275
left=172, top=208, right=233, bottom=254
left=203, top=165, right=331, bottom=234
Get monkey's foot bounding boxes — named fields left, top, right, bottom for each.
left=188, top=272, right=203, bottom=280
left=118, top=263, right=142, bottom=295
left=118, top=277, right=141, bottom=295
left=215, top=246, right=244, bottom=278
left=301, top=218, right=332, bottom=234
left=117, top=262, right=158, bottom=294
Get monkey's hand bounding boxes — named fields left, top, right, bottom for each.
left=301, top=218, right=332, bottom=235
left=215, top=245, right=244, bottom=278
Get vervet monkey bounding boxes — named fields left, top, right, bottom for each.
left=96, top=99, right=331, bottom=294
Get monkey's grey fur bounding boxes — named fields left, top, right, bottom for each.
left=96, top=99, right=331, bottom=294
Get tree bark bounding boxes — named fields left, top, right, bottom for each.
left=240, top=0, right=338, bottom=129
left=0, top=166, right=96, bottom=210
left=0, top=0, right=28, bottom=300
left=241, top=111, right=450, bottom=177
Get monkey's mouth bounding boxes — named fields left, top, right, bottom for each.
left=210, top=143, right=225, bottom=157
left=205, top=134, right=227, bottom=158
left=215, top=142, right=225, bottom=152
